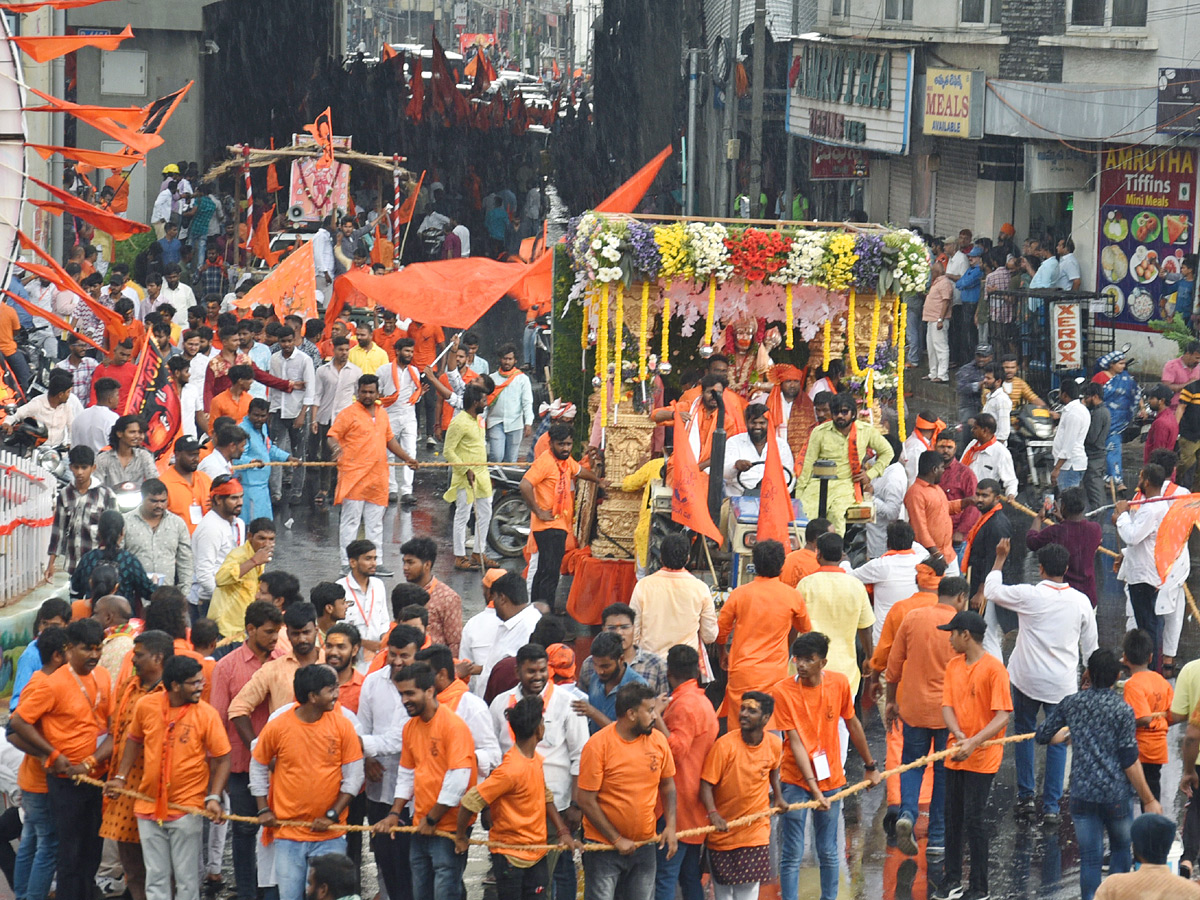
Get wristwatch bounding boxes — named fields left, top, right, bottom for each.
left=325, top=808, right=339, bottom=821
left=863, top=762, right=878, bottom=772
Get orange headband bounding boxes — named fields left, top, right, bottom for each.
left=547, top=643, right=576, bottom=679
left=210, top=478, right=244, bottom=497
left=916, top=416, right=945, bottom=432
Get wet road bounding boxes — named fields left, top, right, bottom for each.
left=262, top=435, right=1200, bottom=900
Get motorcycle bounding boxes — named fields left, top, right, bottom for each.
left=1, top=408, right=71, bottom=488
left=16, top=324, right=57, bottom=396
left=486, top=464, right=531, bottom=559
left=1009, top=402, right=1058, bottom=490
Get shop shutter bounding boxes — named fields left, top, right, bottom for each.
left=888, top=155, right=912, bottom=225
left=933, top=140, right=979, bottom=237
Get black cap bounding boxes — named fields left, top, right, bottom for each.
left=174, top=436, right=202, bottom=453
left=974, top=343, right=994, bottom=357
left=937, top=610, right=988, bottom=637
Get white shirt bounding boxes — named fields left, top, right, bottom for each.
left=152, top=188, right=173, bottom=224
left=163, top=284, right=197, bottom=326
left=71, top=404, right=119, bottom=453
left=445, top=689, right=501, bottom=778
left=722, top=432, right=793, bottom=497
left=962, top=439, right=1018, bottom=497
left=339, top=574, right=391, bottom=647
left=475, top=604, right=542, bottom=696
left=490, top=683, right=588, bottom=810
left=312, top=229, right=335, bottom=281
left=947, top=250, right=969, bottom=279
left=851, top=546, right=927, bottom=642
left=453, top=224, right=471, bottom=257
left=984, top=571, right=1098, bottom=704
left=268, top=349, right=315, bottom=419
left=101, top=285, right=138, bottom=307
left=376, top=361, right=422, bottom=421
left=865, top=462, right=910, bottom=558
left=179, top=380, right=202, bottom=439
left=1116, top=498, right=1173, bottom=586
left=1052, top=399, right=1089, bottom=472
left=900, top=431, right=938, bottom=486
left=14, top=393, right=81, bottom=447
left=1057, top=252, right=1081, bottom=290
left=982, top=388, right=1012, bottom=442
left=314, top=361, right=362, bottom=426
left=190, top=510, right=245, bottom=604
left=358, top=667, right=410, bottom=803
left=198, top=452, right=233, bottom=481
left=458, top=606, right=500, bottom=693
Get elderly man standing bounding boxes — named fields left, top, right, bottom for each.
left=955, top=344, right=994, bottom=429
left=796, top=393, right=893, bottom=534
left=123, top=477, right=193, bottom=592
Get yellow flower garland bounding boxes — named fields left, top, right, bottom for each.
left=867, top=293, right=882, bottom=370
left=614, top=283, right=624, bottom=403
left=581, top=287, right=591, bottom=351
left=639, top=281, right=650, bottom=381
left=785, top=283, right=794, bottom=349
left=897, top=300, right=908, bottom=440
left=822, top=319, right=832, bottom=369
left=846, top=288, right=861, bottom=376
left=661, top=295, right=670, bottom=363
left=703, top=276, right=717, bottom=348
left=599, top=282, right=609, bottom=427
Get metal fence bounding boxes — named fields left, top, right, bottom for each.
left=986, top=289, right=1114, bottom=396
left=0, top=450, right=54, bottom=603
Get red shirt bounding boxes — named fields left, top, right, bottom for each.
left=660, top=679, right=719, bottom=843
left=1145, top=407, right=1180, bottom=463
left=209, top=642, right=286, bottom=772
left=90, top=360, right=138, bottom=408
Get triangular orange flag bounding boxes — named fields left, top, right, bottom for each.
left=671, top=411, right=724, bottom=545
left=1, top=0, right=112, bottom=10
left=250, top=206, right=282, bottom=268
left=382, top=43, right=398, bottom=61
left=395, top=170, right=424, bottom=225
left=265, top=162, right=281, bottom=195
left=27, top=144, right=142, bottom=171
left=596, top=145, right=673, bottom=213
left=12, top=24, right=132, bottom=63
left=1155, top=493, right=1200, bottom=581
left=303, top=108, right=335, bottom=169
left=25, top=87, right=163, bottom=154
left=2, top=289, right=105, bottom=355
left=29, top=175, right=149, bottom=241
left=234, top=242, right=318, bottom=321
left=756, top=414, right=794, bottom=546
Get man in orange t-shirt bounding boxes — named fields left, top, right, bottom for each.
left=886, top=575, right=969, bottom=857
left=160, top=437, right=212, bottom=533
left=716, top=539, right=812, bottom=717
left=577, top=681, right=677, bottom=897
left=772, top=631, right=880, bottom=900
left=251, top=663, right=364, bottom=900
left=9, top=618, right=112, bottom=900
left=700, top=691, right=786, bottom=897
left=938, top=610, right=1013, bottom=900
left=781, top=518, right=834, bottom=587
left=327, top=374, right=417, bottom=572
left=455, top=694, right=578, bottom=895
left=10, top=625, right=68, bottom=900
left=209, top=364, right=255, bottom=434
left=658, top=645, right=719, bottom=900
left=372, top=662, right=477, bottom=899
left=109, top=654, right=231, bottom=900
left=1122, top=627, right=1173, bottom=801
left=520, top=423, right=607, bottom=604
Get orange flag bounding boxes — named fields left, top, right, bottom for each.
left=2, top=289, right=105, bottom=355
left=265, top=162, right=281, bottom=195
left=26, top=87, right=163, bottom=154
left=395, top=170, right=424, bottom=225
left=1, top=0, right=112, bottom=10
left=381, top=43, right=398, bottom=61
left=303, top=107, right=335, bottom=169
left=250, top=206, right=281, bottom=268
left=29, top=175, right=149, bottom=241
left=671, top=411, right=724, bottom=545
left=595, top=144, right=673, bottom=213
left=12, top=24, right=132, bottom=63
left=1155, top=493, right=1200, bottom=581
left=27, top=144, right=142, bottom=172
left=234, top=242, right=318, bottom=322
left=406, top=55, right=424, bottom=122
left=756, top=415, right=793, bottom=546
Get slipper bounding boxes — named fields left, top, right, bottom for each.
left=314, top=490, right=328, bottom=509
left=454, top=556, right=480, bottom=571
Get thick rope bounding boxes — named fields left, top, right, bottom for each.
left=74, top=730, right=1041, bottom=853
left=230, top=460, right=533, bottom=470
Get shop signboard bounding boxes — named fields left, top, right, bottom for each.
left=1024, top=143, right=1092, bottom=193
left=1050, top=301, right=1083, bottom=368
left=786, top=39, right=914, bottom=155
left=1096, top=146, right=1197, bottom=329
left=1157, top=68, right=1200, bottom=135
left=922, top=68, right=984, bottom=139
left=459, top=32, right=497, bottom=55
left=810, top=146, right=870, bottom=180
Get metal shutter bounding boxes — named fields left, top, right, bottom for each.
left=933, top=140, right=978, bottom=237
left=888, top=154, right=912, bottom=225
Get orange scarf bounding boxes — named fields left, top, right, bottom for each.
left=154, top=693, right=195, bottom=823
left=765, top=384, right=816, bottom=462
left=846, top=423, right=864, bottom=502
left=439, top=676, right=470, bottom=712
left=962, top=437, right=996, bottom=469
left=550, top=457, right=575, bottom=518
left=961, top=505, right=1000, bottom=576
left=488, top=369, right=521, bottom=405
left=382, top=361, right=422, bottom=407
left=505, top=683, right=554, bottom=741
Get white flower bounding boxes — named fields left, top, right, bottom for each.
left=591, top=239, right=602, bottom=250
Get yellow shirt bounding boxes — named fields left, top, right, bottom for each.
left=621, top=458, right=665, bottom=568
left=797, top=420, right=893, bottom=491
left=209, top=541, right=263, bottom=639
left=442, top=410, right=492, bottom=502
left=348, top=343, right=389, bottom=375
left=796, top=569, right=875, bottom=694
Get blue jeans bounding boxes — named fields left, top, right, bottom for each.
left=486, top=424, right=523, bottom=463
left=1105, top=434, right=1124, bottom=482
left=1013, top=686, right=1066, bottom=814
left=227, top=772, right=259, bottom=900
left=1057, top=467, right=1084, bottom=490
left=273, top=836, right=346, bottom=900
left=410, top=833, right=466, bottom=900
left=583, top=844, right=656, bottom=900
left=1071, top=797, right=1133, bottom=900
left=551, top=843, right=577, bottom=900
left=780, top=782, right=841, bottom=900
left=655, top=836, right=704, bottom=900
left=13, top=789, right=56, bottom=900
left=899, top=724, right=947, bottom=846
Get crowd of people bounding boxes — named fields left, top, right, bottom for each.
left=7, top=211, right=1200, bottom=900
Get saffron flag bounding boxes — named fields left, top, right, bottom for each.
left=2, top=289, right=105, bottom=355
left=16, top=233, right=127, bottom=344
left=12, top=24, right=133, bottom=63
left=124, top=339, right=181, bottom=457
left=671, top=410, right=723, bottom=545
left=430, top=34, right=470, bottom=122
left=395, top=170, right=424, bottom=225
left=29, top=175, right=149, bottom=241
left=1155, top=493, right=1200, bottom=581
left=303, top=107, right=336, bottom=169
left=265, top=162, right=281, bottom=195
left=406, top=55, right=424, bottom=122
left=382, top=43, right=398, bottom=61
left=249, top=206, right=281, bottom=268
left=26, top=83, right=191, bottom=155
left=26, top=87, right=145, bottom=127
left=595, top=144, right=673, bottom=213
left=234, top=241, right=318, bottom=322
left=0, top=0, right=113, bottom=10
left=756, top=416, right=793, bottom=546
left=465, top=50, right=497, bottom=94
left=27, top=144, right=143, bottom=172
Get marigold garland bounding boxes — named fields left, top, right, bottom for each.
left=661, top=295, right=670, bottom=363
left=822, top=320, right=832, bottom=370
left=639, top=281, right=650, bottom=381
left=703, top=276, right=717, bottom=348
left=599, top=282, right=610, bottom=427
left=614, top=283, right=625, bottom=407
left=785, top=283, right=794, bottom=349
left=897, top=300, right=908, bottom=440
left=846, top=288, right=861, bottom=377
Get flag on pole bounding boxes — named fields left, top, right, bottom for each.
left=303, top=108, right=336, bottom=169
left=123, top=339, right=181, bottom=457
left=756, top=416, right=793, bottom=546
left=671, top=412, right=723, bottom=544
left=11, top=24, right=133, bottom=62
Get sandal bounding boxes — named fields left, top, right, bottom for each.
left=1163, top=659, right=1179, bottom=679
left=454, top=555, right=480, bottom=571
left=314, top=490, right=328, bottom=509
left=1181, top=860, right=1193, bottom=880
